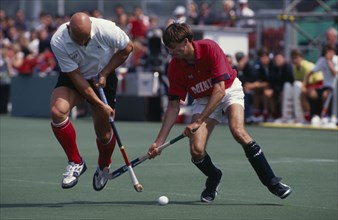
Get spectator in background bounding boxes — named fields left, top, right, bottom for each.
left=325, top=27, right=338, bottom=55
left=236, top=0, right=255, bottom=28
left=285, top=48, right=323, bottom=123
left=129, top=6, right=149, bottom=40
left=265, top=52, right=294, bottom=121
left=245, top=47, right=271, bottom=122
left=28, top=29, right=40, bottom=56
left=114, top=12, right=129, bottom=33
left=37, top=28, right=51, bottom=53
left=235, top=51, right=257, bottom=123
left=197, top=2, right=216, bottom=25
left=226, top=54, right=236, bottom=69
left=219, top=0, right=236, bottom=27
left=187, top=1, right=200, bottom=25
left=112, top=4, right=127, bottom=24
left=7, top=25, right=20, bottom=43
left=173, top=5, right=187, bottom=24
left=305, top=44, right=338, bottom=117
left=14, top=9, right=27, bottom=32
left=90, top=9, right=103, bottom=18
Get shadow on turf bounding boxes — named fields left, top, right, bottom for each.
left=0, top=201, right=283, bottom=208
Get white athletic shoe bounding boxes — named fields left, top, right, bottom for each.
left=62, top=160, right=87, bottom=189
left=93, top=166, right=110, bottom=191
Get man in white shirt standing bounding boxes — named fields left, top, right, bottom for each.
left=50, top=12, right=133, bottom=190
left=236, top=0, right=255, bottom=28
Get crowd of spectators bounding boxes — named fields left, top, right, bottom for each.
left=0, top=1, right=337, bottom=126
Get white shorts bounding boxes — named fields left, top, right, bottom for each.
left=192, top=78, right=244, bottom=123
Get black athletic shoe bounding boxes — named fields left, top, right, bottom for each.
left=268, top=182, right=292, bottom=199
left=200, top=169, right=222, bottom=202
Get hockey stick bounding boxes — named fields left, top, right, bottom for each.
left=321, top=76, right=338, bottom=119
left=108, top=134, right=186, bottom=180
left=97, top=86, right=143, bottom=192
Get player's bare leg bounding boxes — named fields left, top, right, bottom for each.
left=91, top=103, right=116, bottom=191
left=50, top=87, right=87, bottom=188
left=189, top=115, right=222, bottom=202
left=226, top=104, right=292, bottom=199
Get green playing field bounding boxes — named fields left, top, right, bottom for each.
left=1, top=115, right=337, bottom=220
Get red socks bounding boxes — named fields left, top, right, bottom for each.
left=96, top=134, right=116, bottom=170
left=51, top=118, right=82, bottom=164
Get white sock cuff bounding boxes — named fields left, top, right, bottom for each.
left=51, top=117, right=69, bottom=127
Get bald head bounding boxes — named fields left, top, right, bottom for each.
left=69, top=12, right=92, bottom=46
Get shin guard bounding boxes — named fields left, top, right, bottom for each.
left=244, top=141, right=280, bottom=187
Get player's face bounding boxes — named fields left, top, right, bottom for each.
left=167, top=39, right=188, bottom=59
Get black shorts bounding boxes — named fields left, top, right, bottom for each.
left=54, top=72, right=118, bottom=109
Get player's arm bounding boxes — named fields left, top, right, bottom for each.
left=326, top=56, right=337, bottom=77
left=97, top=41, right=134, bottom=87
left=68, top=69, right=112, bottom=116
left=184, top=81, right=225, bottom=136
left=148, top=98, right=180, bottom=158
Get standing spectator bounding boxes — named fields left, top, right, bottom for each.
left=219, top=0, right=236, bottom=27
left=305, top=44, right=338, bottom=117
left=148, top=23, right=292, bottom=202
left=325, top=27, right=338, bottom=55
left=265, top=52, right=294, bottom=121
left=236, top=0, right=255, bottom=28
left=187, top=1, right=200, bottom=25
left=173, top=5, right=187, bottom=24
left=129, top=6, right=149, bottom=40
left=50, top=12, right=133, bottom=190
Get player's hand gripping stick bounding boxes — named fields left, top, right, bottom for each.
left=108, top=134, right=186, bottom=180
left=97, top=86, right=143, bottom=192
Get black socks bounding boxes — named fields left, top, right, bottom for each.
left=244, top=141, right=281, bottom=186
left=192, top=153, right=220, bottom=178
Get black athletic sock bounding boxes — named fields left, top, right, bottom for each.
left=192, top=153, right=220, bottom=178
left=244, top=141, right=281, bottom=187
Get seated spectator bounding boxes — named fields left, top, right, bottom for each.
left=219, top=0, right=236, bottom=27
left=14, top=9, right=27, bottom=32
left=187, top=1, right=200, bottom=25
left=245, top=47, right=271, bottom=122
left=265, top=52, right=294, bottom=121
left=197, top=2, right=216, bottom=25
left=305, top=44, right=338, bottom=117
left=235, top=51, right=257, bottom=123
left=282, top=48, right=323, bottom=123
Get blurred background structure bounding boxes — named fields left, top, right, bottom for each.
left=1, top=0, right=337, bottom=124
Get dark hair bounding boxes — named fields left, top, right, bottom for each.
left=273, top=51, right=284, bottom=57
left=257, top=47, right=269, bottom=57
left=323, top=44, right=337, bottom=54
left=290, top=48, right=303, bottom=58
left=162, top=23, right=194, bottom=48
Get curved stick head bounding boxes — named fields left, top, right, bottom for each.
left=134, top=184, right=144, bottom=192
